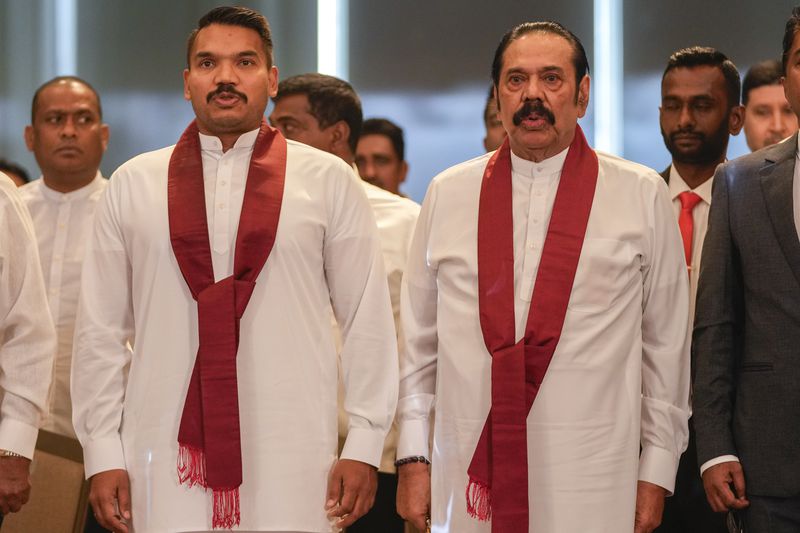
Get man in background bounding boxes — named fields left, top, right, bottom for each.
left=482, top=85, right=506, bottom=152
left=655, top=46, right=744, bottom=533
left=742, top=59, right=798, bottom=152
left=272, top=73, right=420, bottom=533
left=356, top=117, right=409, bottom=196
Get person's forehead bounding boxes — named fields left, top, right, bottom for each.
left=501, top=32, right=576, bottom=74
left=747, top=84, right=788, bottom=105
left=358, top=134, right=395, bottom=154
left=192, top=23, right=266, bottom=58
left=272, top=94, right=313, bottom=117
left=36, top=83, right=98, bottom=113
left=662, top=66, right=726, bottom=97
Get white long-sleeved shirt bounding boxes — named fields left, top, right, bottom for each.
left=397, top=148, right=691, bottom=532
left=0, top=173, right=56, bottom=458
left=19, top=173, right=106, bottom=438
left=71, top=130, right=398, bottom=532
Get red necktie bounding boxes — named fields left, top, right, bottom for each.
left=677, top=191, right=702, bottom=267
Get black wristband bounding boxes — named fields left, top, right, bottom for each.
left=394, top=455, right=431, bottom=467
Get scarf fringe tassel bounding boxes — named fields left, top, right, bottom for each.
left=177, top=444, right=208, bottom=488
left=212, top=487, right=241, bottom=529
left=466, top=478, right=492, bottom=521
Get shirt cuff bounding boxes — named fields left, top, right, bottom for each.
left=340, top=427, right=386, bottom=468
left=395, top=418, right=431, bottom=461
left=700, top=455, right=740, bottom=475
left=82, top=436, right=126, bottom=478
left=0, top=418, right=39, bottom=459
left=639, top=445, right=679, bottom=495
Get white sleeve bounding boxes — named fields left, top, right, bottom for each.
left=395, top=183, right=439, bottom=461
left=638, top=176, right=691, bottom=494
left=325, top=168, right=399, bottom=469
left=71, top=173, right=134, bottom=477
left=0, top=175, right=56, bottom=458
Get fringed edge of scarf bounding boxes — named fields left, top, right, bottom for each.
left=466, top=477, right=492, bottom=521
left=177, top=443, right=208, bottom=488
left=178, top=445, right=241, bottom=529
left=212, top=487, right=241, bottom=529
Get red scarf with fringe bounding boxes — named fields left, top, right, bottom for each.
left=467, top=126, right=598, bottom=532
left=168, top=119, right=286, bottom=529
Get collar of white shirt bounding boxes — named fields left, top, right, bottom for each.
left=38, top=171, right=105, bottom=202
left=668, top=165, right=713, bottom=205
left=198, top=127, right=260, bottom=154
left=510, top=145, right=569, bottom=179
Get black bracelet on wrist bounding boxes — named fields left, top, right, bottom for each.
left=394, top=455, right=431, bottom=467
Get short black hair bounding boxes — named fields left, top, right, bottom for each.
left=274, top=73, right=363, bottom=153
left=782, top=6, right=800, bottom=75
left=187, top=6, right=273, bottom=67
left=743, top=59, right=784, bottom=105
left=491, top=21, right=589, bottom=94
left=31, top=76, right=103, bottom=122
left=0, top=159, right=30, bottom=184
left=360, top=118, right=405, bottom=161
left=662, top=46, right=741, bottom=107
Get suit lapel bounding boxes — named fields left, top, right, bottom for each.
left=759, top=133, right=800, bottom=287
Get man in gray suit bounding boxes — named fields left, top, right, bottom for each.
left=693, top=7, right=800, bottom=531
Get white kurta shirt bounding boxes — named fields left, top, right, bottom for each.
left=19, top=173, right=106, bottom=438
left=0, top=173, right=56, bottom=458
left=397, top=149, right=691, bottom=532
left=667, top=166, right=712, bottom=323
left=71, top=131, right=398, bottom=533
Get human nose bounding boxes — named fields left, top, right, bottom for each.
left=771, top=110, right=786, bottom=133
left=677, top=104, right=694, bottom=129
left=360, top=160, right=375, bottom=179
left=213, top=60, right=239, bottom=85
left=60, top=116, right=77, bottom=138
left=522, top=78, right=544, bottom=101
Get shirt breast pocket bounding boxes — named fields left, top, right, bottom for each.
left=567, top=238, right=638, bottom=314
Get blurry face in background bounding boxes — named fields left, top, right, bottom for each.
left=269, top=93, right=336, bottom=151
left=25, top=81, right=108, bottom=181
left=660, top=65, right=741, bottom=165
left=743, top=84, right=798, bottom=151
left=355, top=134, right=408, bottom=194
left=483, top=95, right=506, bottom=152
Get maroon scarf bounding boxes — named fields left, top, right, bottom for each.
left=168, top=120, right=286, bottom=529
left=467, top=126, right=598, bottom=531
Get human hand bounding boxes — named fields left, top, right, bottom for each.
left=634, top=480, right=667, bottom=533
left=0, top=456, right=31, bottom=514
left=325, top=458, right=377, bottom=529
left=702, top=461, right=749, bottom=512
left=396, top=462, right=430, bottom=531
left=89, top=469, right=131, bottom=533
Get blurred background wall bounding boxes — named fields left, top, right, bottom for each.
left=0, top=0, right=796, bottom=201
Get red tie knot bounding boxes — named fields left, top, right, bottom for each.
left=678, top=191, right=702, bottom=212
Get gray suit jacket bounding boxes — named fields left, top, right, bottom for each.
left=692, top=133, right=800, bottom=497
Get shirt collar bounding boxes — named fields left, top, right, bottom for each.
left=668, top=165, right=713, bottom=205
left=510, top=145, right=570, bottom=179
left=198, top=127, right=260, bottom=153
left=39, top=171, right=105, bottom=202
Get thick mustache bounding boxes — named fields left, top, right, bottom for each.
left=207, top=84, right=248, bottom=103
left=513, top=100, right=555, bottom=126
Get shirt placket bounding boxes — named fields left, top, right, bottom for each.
left=48, top=198, right=71, bottom=323
left=213, top=156, right=232, bottom=255
left=519, top=174, right=550, bottom=302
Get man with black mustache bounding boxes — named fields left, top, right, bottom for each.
left=655, top=46, right=743, bottom=533
left=397, top=21, right=690, bottom=533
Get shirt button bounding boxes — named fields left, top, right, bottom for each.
left=528, top=243, right=535, bottom=249
left=218, top=203, right=225, bottom=210
left=533, top=218, right=540, bottom=224
left=221, top=180, right=228, bottom=186
left=58, top=223, right=65, bottom=229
